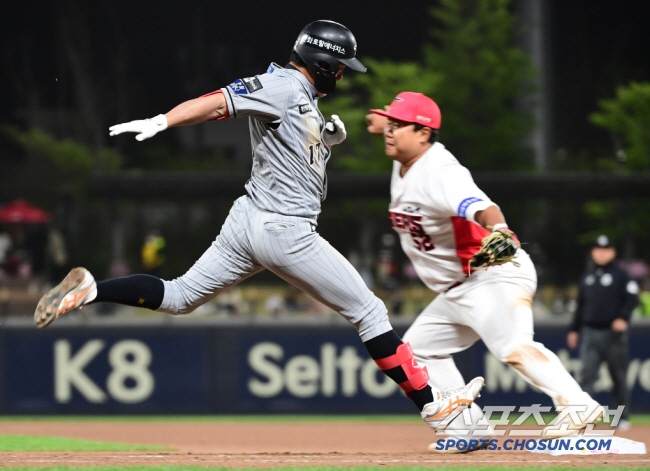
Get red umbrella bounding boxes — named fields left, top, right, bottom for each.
left=0, top=199, right=51, bottom=224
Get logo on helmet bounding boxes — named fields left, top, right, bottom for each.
left=301, top=34, right=347, bottom=56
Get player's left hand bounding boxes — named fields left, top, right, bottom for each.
left=323, top=114, right=346, bottom=147
left=468, top=228, right=521, bottom=273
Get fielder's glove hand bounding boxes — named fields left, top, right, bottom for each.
left=468, top=228, right=521, bottom=273
left=109, top=114, right=168, bottom=141
left=323, top=114, right=346, bottom=147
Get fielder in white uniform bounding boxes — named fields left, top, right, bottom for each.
left=367, top=92, right=602, bottom=450
left=34, top=22, right=484, bottom=434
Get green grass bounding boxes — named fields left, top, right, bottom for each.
left=1, top=414, right=648, bottom=425
left=0, top=467, right=642, bottom=471
left=0, top=435, right=170, bottom=452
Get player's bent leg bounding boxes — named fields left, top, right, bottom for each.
left=252, top=213, right=390, bottom=340
left=159, top=196, right=263, bottom=315
left=92, top=274, right=165, bottom=310
left=159, top=236, right=263, bottom=315
left=459, top=266, right=601, bottom=438
left=491, top=340, right=602, bottom=438
left=367, top=331, right=484, bottom=425
left=251, top=214, right=456, bottom=413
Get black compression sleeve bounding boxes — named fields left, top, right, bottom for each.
left=91, top=274, right=164, bottom=310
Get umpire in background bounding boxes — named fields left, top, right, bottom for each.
left=567, top=235, right=639, bottom=427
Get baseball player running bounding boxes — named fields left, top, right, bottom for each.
left=366, top=92, right=603, bottom=451
left=34, top=21, right=483, bottom=432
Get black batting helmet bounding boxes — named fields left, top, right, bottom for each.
left=293, top=20, right=366, bottom=94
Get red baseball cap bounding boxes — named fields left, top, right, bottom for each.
left=371, top=92, right=441, bottom=129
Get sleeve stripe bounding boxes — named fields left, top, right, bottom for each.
left=221, top=87, right=236, bottom=119
left=457, top=197, right=483, bottom=219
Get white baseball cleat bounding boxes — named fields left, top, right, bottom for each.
left=542, top=401, right=604, bottom=439
left=422, top=377, right=485, bottom=431
left=34, top=267, right=97, bottom=328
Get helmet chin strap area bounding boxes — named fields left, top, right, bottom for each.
left=311, top=58, right=339, bottom=94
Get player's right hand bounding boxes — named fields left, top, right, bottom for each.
left=109, top=114, right=168, bottom=141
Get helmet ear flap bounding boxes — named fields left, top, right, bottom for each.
left=310, top=54, right=340, bottom=94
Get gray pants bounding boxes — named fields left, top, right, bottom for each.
left=580, top=326, right=629, bottom=419
left=158, top=195, right=391, bottom=341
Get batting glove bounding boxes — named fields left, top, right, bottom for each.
left=109, top=114, right=168, bottom=141
left=323, top=114, right=346, bottom=147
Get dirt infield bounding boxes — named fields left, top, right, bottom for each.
left=1, top=421, right=649, bottom=467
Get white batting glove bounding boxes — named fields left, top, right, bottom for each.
left=323, top=114, right=346, bottom=147
left=109, top=114, right=168, bottom=141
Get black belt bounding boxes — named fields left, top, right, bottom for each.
left=445, top=280, right=465, bottom=292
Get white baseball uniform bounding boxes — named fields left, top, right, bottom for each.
left=393, top=143, right=596, bottom=434
left=157, top=63, right=391, bottom=341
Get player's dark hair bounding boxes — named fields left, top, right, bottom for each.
left=413, top=124, right=439, bottom=144
left=289, top=50, right=307, bottom=68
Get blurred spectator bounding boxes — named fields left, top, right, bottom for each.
left=25, top=225, right=47, bottom=276
left=3, top=225, right=30, bottom=278
left=214, top=286, right=245, bottom=316
left=0, top=231, right=11, bottom=267
left=375, top=233, right=404, bottom=315
left=376, top=233, right=399, bottom=290
left=284, top=284, right=309, bottom=313
left=45, top=227, right=68, bottom=282
left=264, top=284, right=310, bottom=317
left=141, top=230, right=166, bottom=277
left=348, top=249, right=375, bottom=289
left=109, top=259, right=131, bottom=278
left=567, top=235, right=639, bottom=429
left=3, top=249, right=31, bottom=279
left=402, top=260, right=420, bottom=285
left=264, top=292, right=287, bottom=317
left=638, top=278, right=650, bottom=317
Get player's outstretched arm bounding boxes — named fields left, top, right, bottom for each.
left=165, top=92, right=228, bottom=127
left=366, top=112, right=388, bottom=135
left=109, top=93, right=228, bottom=141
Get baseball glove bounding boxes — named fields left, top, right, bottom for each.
left=469, top=229, right=520, bottom=273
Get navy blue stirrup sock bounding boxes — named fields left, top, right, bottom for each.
left=91, top=275, right=164, bottom=310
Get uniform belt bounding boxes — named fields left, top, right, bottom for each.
left=445, top=280, right=465, bottom=292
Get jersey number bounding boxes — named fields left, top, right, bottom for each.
left=309, top=143, right=321, bottom=165
left=389, top=211, right=435, bottom=252
left=411, top=234, right=434, bottom=252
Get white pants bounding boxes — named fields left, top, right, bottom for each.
left=404, top=251, right=594, bottom=436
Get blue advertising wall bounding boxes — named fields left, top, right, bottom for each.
left=1, top=323, right=649, bottom=414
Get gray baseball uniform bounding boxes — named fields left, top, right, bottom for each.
left=158, top=63, right=390, bottom=341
